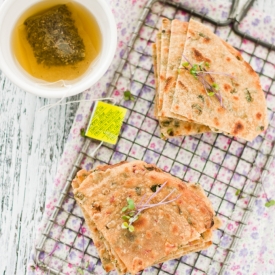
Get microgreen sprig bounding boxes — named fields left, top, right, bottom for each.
left=179, top=54, right=234, bottom=108
left=121, top=182, right=181, bottom=232
left=124, top=90, right=135, bottom=101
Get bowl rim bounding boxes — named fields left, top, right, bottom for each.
left=0, top=0, right=117, bottom=99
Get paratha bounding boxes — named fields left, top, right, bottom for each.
left=73, top=160, right=221, bottom=274
left=170, top=19, right=268, bottom=141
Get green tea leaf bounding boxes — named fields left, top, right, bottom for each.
left=80, top=128, right=86, bottom=137
left=265, top=200, right=275, bottom=208
left=122, top=206, right=128, bottom=212
left=235, top=189, right=241, bottom=196
left=124, top=90, right=135, bottom=101
left=77, top=267, right=84, bottom=275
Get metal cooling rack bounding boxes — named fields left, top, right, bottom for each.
left=35, top=0, right=275, bottom=274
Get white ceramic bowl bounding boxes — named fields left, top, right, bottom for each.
left=0, top=0, right=117, bottom=98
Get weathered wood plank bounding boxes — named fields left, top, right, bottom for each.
left=0, top=71, right=80, bottom=275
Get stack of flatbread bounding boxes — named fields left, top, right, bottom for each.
left=72, top=160, right=221, bottom=274
left=152, top=18, right=268, bottom=141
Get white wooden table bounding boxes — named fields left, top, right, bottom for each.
left=0, top=0, right=274, bottom=275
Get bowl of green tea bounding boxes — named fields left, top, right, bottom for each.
left=0, top=0, right=117, bottom=98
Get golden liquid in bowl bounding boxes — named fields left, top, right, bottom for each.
left=12, top=1, right=102, bottom=82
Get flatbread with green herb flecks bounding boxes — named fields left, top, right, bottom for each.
left=72, top=170, right=117, bottom=273
left=156, top=19, right=210, bottom=138
left=72, top=166, right=217, bottom=274
left=170, top=19, right=268, bottom=141
left=73, top=164, right=129, bottom=274
left=73, top=160, right=221, bottom=274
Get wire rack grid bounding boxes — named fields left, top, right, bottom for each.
left=35, top=0, right=275, bottom=274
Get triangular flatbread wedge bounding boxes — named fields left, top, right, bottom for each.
left=170, top=19, right=268, bottom=141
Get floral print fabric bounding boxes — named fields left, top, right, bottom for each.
left=29, top=0, right=275, bottom=274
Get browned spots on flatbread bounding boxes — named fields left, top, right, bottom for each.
left=226, top=57, right=231, bottom=62
left=164, top=48, right=169, bottom=53
left=162, top=18, right=170, bottom=24
left=105, top=264, right=114, bottom=272
left=203, top=37, right=211, bottom=43
left=132, top=257, right=143, bottom=270
left=232, top=121, right=245, bottom=135
left=256, top=112, right=262, bottom=120
left=160, top=75, right=165, bottom=81
left=192, top=48, right=211, bottom=63
left=145, top=230, right=152, bottom=239
left=178, top=80, right=187, bottom=90
left=164, top=77, right=174, bottom=93
left=165, top=242, right=177, bottom=254
left=213, top=117, right=220, bottom=127
left=184, top=124, right=192, bottom=132
left=223, top=83, right=231, bottom=92
left=233, top=96, right=239, bottom=101
left=177, top=183, right=185, bottom=191
left=189, top=29, right=196, bottom=36
left=217, top=107, right=225, bottom=114
left=235, top=53, right=243, bottom=61
left=175, top=105, right=179, bottom=111
left=134, top=215, right=148, bottom=230
left=244, top=62, right=255, bottom=75
left=170, top=223, right=180, bottom=235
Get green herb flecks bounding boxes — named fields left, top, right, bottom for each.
left=258, top=126, right=265, bottom=131
left=135, top=187, right=142, bottom=196
left=245, top=89, right=253, bottom=102
left=144, top=166, right=155, bottom=171
left=191, top=104, right=202, bottom=115
left=121, top=182, right=181, bottom=232
left=198, top=95, right=205, bottom=102
left=265, top=200, right=275, bottom=208
left=167, top=128, right=174, bottom=136
left=77, top=267, right=84, bottom=275
left=124, top=90, right=135, bottom=101
left=180, top=55, right=234, bottom=108
left=80, top=128, right=86, bottom=137
left=160, top=133, right=166, bottom=139
left=235, top=189, right=241, bottom=196
left=161, top=120, right=171, bottom=127
left=150, top=184, right=161, bottom=192
left=174, top=120, right=180, bottom=128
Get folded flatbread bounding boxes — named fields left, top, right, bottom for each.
left=170, top=19, right=267, bottom=141
left=154, top=19, right=210, bottom=138
left=73, top=161, right=221, bottom=274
